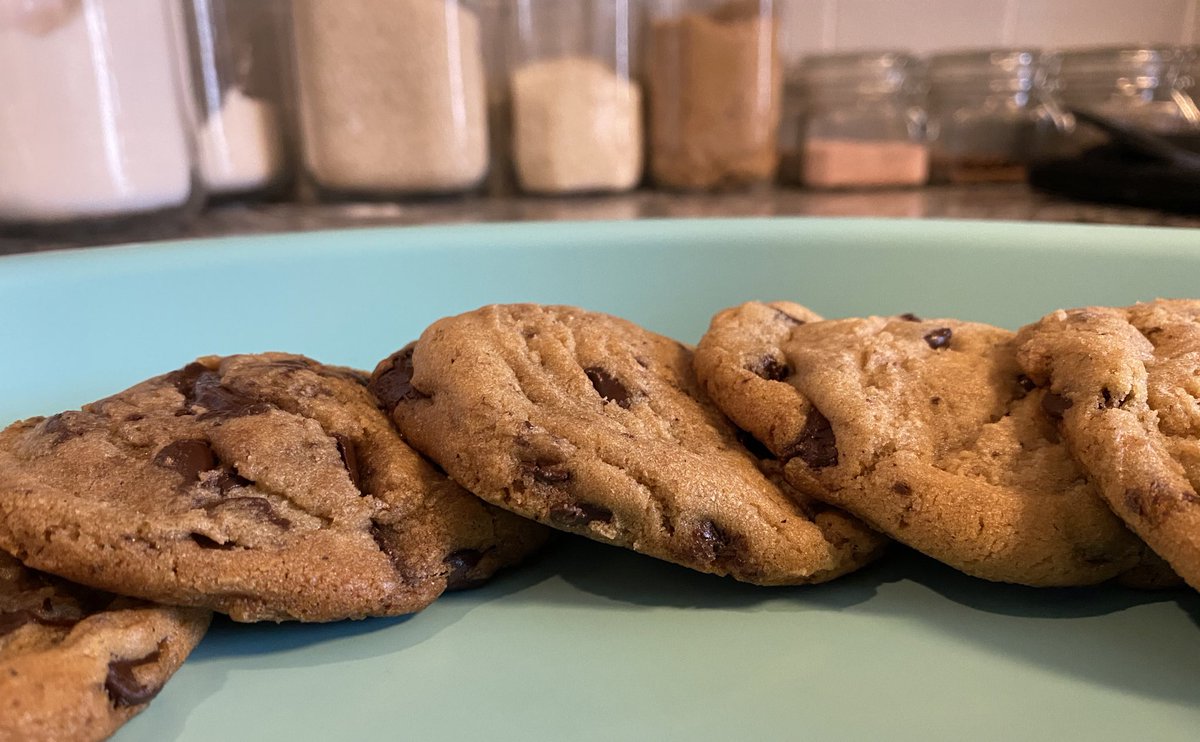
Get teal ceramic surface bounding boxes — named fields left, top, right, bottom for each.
left=1, top=219, right=1197, bottom=741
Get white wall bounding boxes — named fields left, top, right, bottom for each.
left=778, top=0, right=1198, bottom=64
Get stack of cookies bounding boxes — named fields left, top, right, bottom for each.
left=1, top=299, right=1196, bottom=739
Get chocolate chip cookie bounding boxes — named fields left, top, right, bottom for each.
left=1016, top=299, right=1200, bottom=592
left=694, top=302, right=1143, bottom=586
left=1, top=550, right=209, bottom=741
left=371, top=304, right=885, bottom=585
left=0, top=354, right=547, bottom=622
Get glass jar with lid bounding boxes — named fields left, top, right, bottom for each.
left=291, top=0, right=489, bottom=199
left=644, top=0, right=782, bottom=191
left=1038, top=46, right=1200, bottom=158
left=0, top=0, right=199, bottom=228
left=503, top=0, right=643, bottom=195
left=782, top=51, right=928, bottom=189
left=182, top=0, right=292, bottom=200
left=926, top=49, right=1054, bottom=184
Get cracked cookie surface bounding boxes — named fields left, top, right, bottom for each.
left=0, top=551, right=209, bottom=741
left=695, top=301, right=1144, bottom=586
left=1016, top=299, right=1200, bottom=591
left=371, top=304, right=886, bottom=585
left=0, top=353, right=547, bottom=622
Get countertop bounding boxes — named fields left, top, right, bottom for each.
left=1, top=184, right=1197, bottom=256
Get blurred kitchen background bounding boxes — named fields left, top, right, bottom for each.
left=1, top=0, right=1199, bottom=254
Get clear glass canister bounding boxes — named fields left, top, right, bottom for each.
left=645, top=0, right=782, bottom=190
left=505, top=0, right=643, bottom=195
left=0, top=0, right=197, bottom=226
left=782, top=51, right=928, bottom=189
left=927, top=49, right=1053, bottom=184
left=291, top=0, right=489, bottom=198
left=182, top=0, right=291, bottom=199
left=1039, top=46, right=1200, bottom=157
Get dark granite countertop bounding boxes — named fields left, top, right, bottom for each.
left=2, top=184, right=1197, bottom=256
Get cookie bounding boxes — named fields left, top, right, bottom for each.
left=1016, top=299, right=1200, bottom=592
left=0, top=550, right=209, bottom=741
left=694, top=301, right=1143, bottom=586
left=370, top=304, right=885, bottom=585
left=0, top=354, right=547, bottom=622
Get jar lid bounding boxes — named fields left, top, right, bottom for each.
left=928, top=48, right=1043, bottom=93
left=795, top=50, right=924, bottom=96
left=1049, top=45, right=1186, bottom=90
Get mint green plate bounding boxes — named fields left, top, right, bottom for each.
left=1, top=219, right=1198, bottom=741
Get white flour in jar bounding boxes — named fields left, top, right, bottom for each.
left=0, top=0, right=193, bottom=221
left=510, top=56, right=643, bottom=194
left=199, top=87, right=284, bottom=194
left=292, top=0, right=489, bottom=194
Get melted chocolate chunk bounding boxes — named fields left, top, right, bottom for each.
left=370, top=346, right=429, bottom=413
left=548, top=502, right=613, bottom=528
left=443, top=549, right=485, bottom=590
left=167, top=362, right=271, bottom=419
left=1123, top=482, right=1200, bottom=526
left=153, top=440, right=217, bottom=482
left=370, top=524, right=407, bottom=574
left=584, top=367, right=632, bottom=408
left=892, top=482, right=912, bottom=496
left=1042, top=392, right=1073, bottom=419
left=211, top=470, right=254, bottom=494
left=751, top=355, right=791, bottom=382
left=41, top=413, right=83, bottom=444
left=899, top=313, right=922, bottom=322
left=265, top=358, right=369, bottom=387
left=104, top=648, right=163, bottom=708
left=691, top=520, right=732, bottom=564
left=334, top=434, right=362, bottom=490
left=772, top=307, right=806, bottom=325
left=923, top=327, right=952, bottom=350
left=1016, top=374, right=1037, bottom=393
left=782, top=408, right=838, bottom=469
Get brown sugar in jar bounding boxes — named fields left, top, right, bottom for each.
left=646, top=1, right=782, bottom=191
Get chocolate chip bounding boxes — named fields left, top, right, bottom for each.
left=105, top=648, right=163, bottom=708
left=124, top=413, right=145, bottom=422
left=899, top=313, right=922, bottom=322
left=529, top=461, right=571, bottom=484
left=548, top=502, right=613, bottom=528
left=923, top=327, right=952, bottom=350
left=1042, top=392, right=1073, bottom=419
left=1123, top=482, right=1200, bottom=526
left=750, top=355, right=790, bottom=382
left=203, top=497, right=291, bottom=530
left=167, top=362, right=271, bottom=419
left=782, top=408, right=838, bottom=469
left=210, top=470, right=254, bottom=494
left=0, top=610, right=35, bottom=638
left=370, top=346, right=428, bottom=413
left=584, top=367, right=632, bottom=408
left=443, top=549, right=485, bottom=590
left=1016, top=374, right=1036, bottom=393
left=334, top=434, right=362, bottom=490
left=892, top=482, right=912, bottom=496
left=41, top=413, right=82, bottom=444
left=772, top=307, right=806, bottom=325
left=691, top=520, right=732, bottom=564
left=153, top=440, right=216, bottom=482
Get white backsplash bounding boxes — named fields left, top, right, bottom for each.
left=779, top=0, right=1198, bottom=62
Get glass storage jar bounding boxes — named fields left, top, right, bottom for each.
left=782, top=51, right=928, bottom=189
left=0, top=0, right=198, bottom=227
left=926, top=49, right=1054, bottom=184
left=291, top=0, right=489, bottom=198
left=503, top=0, right=643, bottom=195
left=644, top=0, right=782, bottom=191
left=1038, top=46, right=1200, bottom=158
left=182, top=0, right=292, bottom=199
